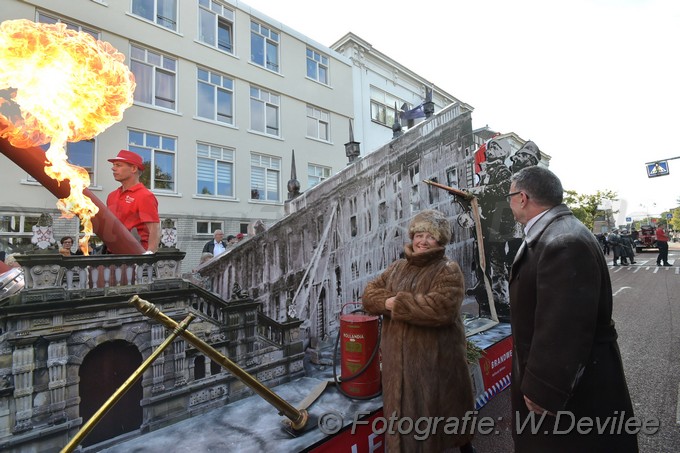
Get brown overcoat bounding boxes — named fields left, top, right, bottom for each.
left=362, top=245, right=474, bottom=452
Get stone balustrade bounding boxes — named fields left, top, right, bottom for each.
left=12, top=249, right=186, bottom=292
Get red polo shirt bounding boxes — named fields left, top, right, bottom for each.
left=656, top=227, right=669, bottom=242
left=107, top=183, right=159, bottom=249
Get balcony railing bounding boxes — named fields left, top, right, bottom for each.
left=13, top=249, right=185, bottom=291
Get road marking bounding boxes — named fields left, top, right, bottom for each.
left=653, top=267, right=660, bottom=273
left=612, top=287, right=631, bottom=297
left=632, top=266, right=641, bottom=273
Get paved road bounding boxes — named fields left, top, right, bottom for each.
left=473, top=246, right=680, bottom=452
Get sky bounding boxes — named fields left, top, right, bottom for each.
left=244, top=0, right=680, bottom=224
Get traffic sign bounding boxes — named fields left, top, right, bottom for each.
left=626, top=217, right=632, bottom=222
left=667, top=213, right=673, bottom=219
left=646, top=161, right=669, bottom=177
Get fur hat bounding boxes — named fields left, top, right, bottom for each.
left=408, top=210, right=451, bottom=245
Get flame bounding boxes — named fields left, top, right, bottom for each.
left=0, top=19, right=135, bottom=254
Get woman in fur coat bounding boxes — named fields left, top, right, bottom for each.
left=362, top=209, right=475, bottom=453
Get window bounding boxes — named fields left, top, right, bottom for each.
left=250, top=21, right=279, bottom=72
left=308, top=164, right=330, bottom=188
left=0, top=213, right=42, bottom=253
left=197, top=68, right=234, bottom=124
left=37, top=11, right=99, bottom=38
left=409, top=163, right=420, bottom=212
left=36, top=140, right=96, bottom=185
left=250, top=86, right=280, bottom=136
left=196, top=221, right=222, bottom=234
left=198, top=0, right=234, bottom=53
left=131, top=0, right=178, bottom=31
left=130, top=44, right=177, bottom=110
left=197, top=143, right=234, bottom=197
left=306, top=48, right=328, bottom=84
left=370, top=86, right=409, bottom=127
left=306, top=106, right=330, bottom=141
left=128, top=129, right=176, bottom=191
left=250, top=154, right=280, bottom=202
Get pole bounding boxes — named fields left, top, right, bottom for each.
left=128, top=295, right=309, bottom=431
left=0, top=137, right=145, bottom=254
left=422, top=180, right=499, bottom=323
left=61, top=313, right=196, bottom=452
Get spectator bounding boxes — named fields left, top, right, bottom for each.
left=59, top=236, right=75, bottom=256
left=106, top=150, right=160, bottom=253
left=5, top=253, right=21, bottom=269
left=607, top=228, right=624, bottom=266
left=202, top=230, right=228, bottom=256
left=199, top=252, right=214, bottom=265
left=236, top=233, right=245, bottom=242
left=620, top=230, right=636, bottom=264
left=226, top=235, right=237, bottom=246
left=507, top=166, right=637, bottom=451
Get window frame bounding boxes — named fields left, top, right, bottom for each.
left=250, top=153, right=281, bottom=202
left=250, top=21, right=280, bottom=72
left=369, top=86, right=410, bottom=127
left=196, top=142, right=235, bottom=198
left=0, top=212, right=43, bottom=253
left=197, top=0, right=235, bottom=54
left=130, top=44, right=178, bottom=111
left=306, top=48, right=329, bottom=85
left=32, top=140, right=97, bottom=187
left=249, top=86, right=280, bottom=137
left=128, top=129, right=177, bottom=192
left=307, top=163, right=331, bottom=188
left=36, top=11, right=100, bottom=38
left=197, top=67, right=234, bottom=125
left=306, top=105, right=330, bottom=142
left=131, top=0, right=178, bottom=31
left=195, top=220, right=223, bottom=236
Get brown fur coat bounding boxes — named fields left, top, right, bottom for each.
left=362, top=245, right=474, bottom=452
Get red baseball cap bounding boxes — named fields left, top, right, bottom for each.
left=108, top=149, right=145, bottom=171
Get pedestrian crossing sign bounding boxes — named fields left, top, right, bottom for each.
left=646, top=161, right=669, bottom=177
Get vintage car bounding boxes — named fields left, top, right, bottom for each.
left=635, top=225, right=658, bottom=253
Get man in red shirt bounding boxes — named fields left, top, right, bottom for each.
left=106, top=150, right=160, bottom=253
left=655, top=224, right=671, bottom=266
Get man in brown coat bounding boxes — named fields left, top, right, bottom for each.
left=363, top=210, right=475, bottom=452
left=508, top=166, right=638, bottom=452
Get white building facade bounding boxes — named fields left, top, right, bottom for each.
left=331, top=32, right=473, bottom=156
left=0, top=0, right=353, bottom=267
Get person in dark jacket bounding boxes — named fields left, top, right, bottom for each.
left=202, top=230, right=227, bottom=256
left=620, top=230, right=636, bottom=264
left=607, top=228, right=624, bottom=266
left=507, top=166, right=638, bottom=452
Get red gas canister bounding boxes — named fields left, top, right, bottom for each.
left=339, top=312, right=381, bottom=398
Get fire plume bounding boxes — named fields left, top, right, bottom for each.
left=0, top=19, right=135, bottom=253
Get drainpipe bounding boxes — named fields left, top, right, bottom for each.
left=0, top=137, right=145, bottom=254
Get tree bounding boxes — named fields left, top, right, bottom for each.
left=668, top=207, right=680, bottom=233
left=563, top=189, right=618, bottom=231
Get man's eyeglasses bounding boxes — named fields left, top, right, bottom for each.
left=506, top=191, right=522, bottom=201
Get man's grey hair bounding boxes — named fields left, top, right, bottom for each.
left=510, top=166, right=563, bottom=207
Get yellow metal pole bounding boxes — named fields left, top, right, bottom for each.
left=128, top=295, right=309, bottom=431
left=61, top=313, right=196, bottom=453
